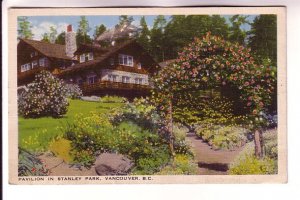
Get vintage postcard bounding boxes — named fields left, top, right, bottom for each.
left=7, top=7, right=287, bottom=184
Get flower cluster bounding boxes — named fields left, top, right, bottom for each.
left=18, top=70, right=69, bottom=118
left=64, top=83, right=83, bottom=99
left=152, top=32, right=276, bottom=127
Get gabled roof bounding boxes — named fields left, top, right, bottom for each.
left=19, top=39, right=73, bottom=60
left=59, top=39, right=157, bottom=75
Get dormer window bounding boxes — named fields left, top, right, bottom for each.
left=119, top=54, right=133, bottom=67
left=80, top=54, right=85, bottom=63
left=30, top=51, right=38, bottom=58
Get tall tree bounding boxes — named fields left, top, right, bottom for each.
left=150, top=15, right=167, bottom=61
left=49, top=26, right=57, bottom=43
left=18, top=16, right=34, bottom=39
left=137, top=16, right=150, bottom=51
left=228, top=15, right=249, bottom=45
left=41, top=33, right=50, bottom=43
left=55, top=32, right=66, bottom=45
left=248, top=15, right=277, bottom=66
left=118, top=15, right=134, bottom=26
left=76, top=16, right=92, bottom=44
left=94, top=24, right=107, bottom=39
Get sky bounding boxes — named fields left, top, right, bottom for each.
left=23, top=15, right=256, bottom=40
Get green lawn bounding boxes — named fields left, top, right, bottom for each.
left=19, top=99, right=124, bottom=152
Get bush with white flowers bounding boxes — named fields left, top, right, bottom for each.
left=18, top=70, right=69, bottom=118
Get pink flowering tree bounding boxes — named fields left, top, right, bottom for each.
left=152, top=32, right=276, bottom=157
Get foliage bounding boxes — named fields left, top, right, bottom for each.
left=153, top=32, right=276, bottom=129
left=228, top=15, right=249, bottom=45
left=229, top=154, right=276, bottom=175
left=137, top=16, right=151, bottom=51
left=248, top=15, right=277, bottom=66
left=76, top=16, right=92, bottom=44
left=156, top=154, right=198, bottom=175
left=18, top=99, right=123, bottom=154
left=49, top=26, right=58, bottom=43
left=55, top=31, right=66, bottom=45
left=64, top=83, right=83, bottom=99
left=20, top=128, right=57, bottom=153
left=94, top=24, right=107, bottom=39
left=229, top=129, right=278, bottom=174
left=18, top=70, right=69, bottom=118
left=64, top=113, right=170, bottom=170
left=41, top=33, right=50, bottom=42
left=18, top=16, right=34, bottom=39
left=18, top=148, right=49, bottom=176
left=173, top=124, right=193, bottom=155
left=118, top=15, right=134, bottom=25
left=99, top=95, right=127, bottom=103
left=49, top=137, right=74, bottom=163
left=195, top=125, right=248, bottom=150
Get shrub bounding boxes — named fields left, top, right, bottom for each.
left=229, top=154, right=276, bottom=175
left=64, top=114, right=171, bottom=170
left=64, top=83, right=83, bottom=99
left=18, top=70, right=69, bottom=118
left=156, top=154, right=198, bottom=175
left=18, top=148, right=49, bottom=176
left=195, top=125, right=248, bottom=150
left=99, top=95, right=127, bottom=103
left=49, top=138, right=74, bottom=163
left=229, top=129, right=278, bottom=175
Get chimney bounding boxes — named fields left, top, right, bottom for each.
left=65, top=25, right=77, bottom=58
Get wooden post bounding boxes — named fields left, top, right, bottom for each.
left=254, top=129, right=264, bottom=158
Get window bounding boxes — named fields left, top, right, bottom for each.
left=87, top=52, right=94, bottom=61
left=135, top=78, right=143, bottom=84
left=80, top=54, right=85, bottom=63
left=39, top=58, right=45, bottom=67
left=32, top=60, right=38, bottom=68
left=77, top=79, right=83, bottom=86
left=20, top=63, right=31, bottom=72
left=108, top=74, right=118, bottom=82
left=122, top=76, right=130, bottom=83
left=119, top=54, right=133, bottom=67
left=87, top=76, right=97, bottom=84
left=109, top=58, right=114, bottom=65
left=137, top=62, right=142, bottom=69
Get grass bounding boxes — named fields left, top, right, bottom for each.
left=19, top=99, right=124, bottom=152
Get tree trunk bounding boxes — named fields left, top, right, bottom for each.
left=254, top=129, right=264, bottom=158
left=168, top=98, right=175, bottom=156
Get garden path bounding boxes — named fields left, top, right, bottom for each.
left=186, top=132, right=244, bottom=175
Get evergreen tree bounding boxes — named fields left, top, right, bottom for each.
left=49, top=26, right=57, bottom=43
left=150, top=15, right=167, bottom=61
left=94, top=24, right=106, bottom=39
left=55, top=32, right=66, bottom=45
left=76, top=16, right=92, bottom=44
left=18, top=16, right=34, bottom=39
left=228, top=15, right=249, bottom=45
left=248, top=15, right=277, bottom=66
left=137, top=16, right=150, bottom=51
left=41, top=33, right=50, bottom=43
left=118, top=15, right=134, bottom=26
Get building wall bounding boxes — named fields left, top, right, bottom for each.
left=100, top=69, right=149, bottom=85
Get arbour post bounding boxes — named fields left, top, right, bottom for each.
left=168, top=95, right=175, bottom=156
left=254, top=129, right=264, bottom=158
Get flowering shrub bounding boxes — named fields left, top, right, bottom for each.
left=18, top=70, right=69, bottom=118
left=229, top=129, right=278, bottom=174
left=155, top=154, right=198, bottom=175
left=64, top=83, right=83, bottom=99
left=99, top=95, right=127, bottom=103
left=18, top=148, right=49, bottom=176
left=64, top=113, right=171, bottom=170
left=195, top=125, right=249, bottom=150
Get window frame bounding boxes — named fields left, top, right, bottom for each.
left=87, top=75, right=97, bottom=84
left=118, top=54, right=134, bottom=67
left=87, top=52, right=94, bottom=61
left=80, top=54, right=85, bottom=63
left=122, top=76, right=130, bottom=83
